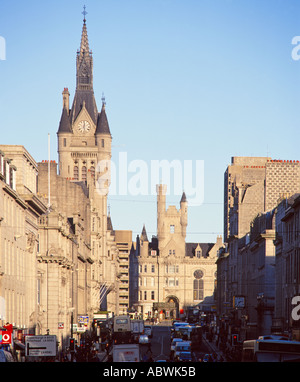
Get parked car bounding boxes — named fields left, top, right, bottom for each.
left=177, top=351, right=193, bottom=362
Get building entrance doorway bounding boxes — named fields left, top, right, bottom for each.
left=153, top=296, right=180, bottom=320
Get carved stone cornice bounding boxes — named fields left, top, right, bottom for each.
left=37, top=255, right=73, bottom=269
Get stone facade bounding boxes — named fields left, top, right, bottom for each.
left=274, top=194, right=300, bottom=338
left=55, top=17, right=119, bottom=319
left=37, top=161, right=94, bottom=345
left=114, top=230, right=133, bottom=315
left=130, top=184, right=224, bottom=320
left=0, top=146, right=47, bottom=331
left=217, top=156, right=300, bottom=342
left=0, top=17, right=123, bottom=348
left=239, top=211, right=276, bottom=339
left=265, top=161, right=300, bottom=212
left=224, top=156, right=268, bottom=242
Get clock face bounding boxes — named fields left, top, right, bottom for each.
left=78, top=120, right=90, bottom=133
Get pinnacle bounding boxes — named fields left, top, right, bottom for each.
left=79, top=22, right=90, bottom=56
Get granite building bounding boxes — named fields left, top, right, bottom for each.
left=130, top=184, right=224, bottom=320
left=55, top=15, right=118, bottom=316
left=0, top=146, right=47, bottom=334
left=217, top=156, right=300, bottom=342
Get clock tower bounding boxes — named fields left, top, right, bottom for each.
left=56, top=11, right=117, bottom=315
left=57, top=14, right=112, bottom=189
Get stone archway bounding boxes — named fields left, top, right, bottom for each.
left=166, top=295, right=180, bottom=319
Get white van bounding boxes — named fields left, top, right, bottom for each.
left=174, top=341, right=191, bottom=358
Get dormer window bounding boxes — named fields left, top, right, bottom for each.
left=195, top=244, right=202, bottom=258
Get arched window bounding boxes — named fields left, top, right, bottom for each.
left=82, top=166, right=87, bottom=181
left=90, top=166, right=95, bottom=178
left=74, top=166, right=79, bottom=180
left=193, top=270, right=204, bottom=301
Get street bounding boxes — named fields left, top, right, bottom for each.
left=139, top=324, right=217, bottom=362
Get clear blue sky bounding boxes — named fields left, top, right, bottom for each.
left=0, top=0, right=299, bottom=243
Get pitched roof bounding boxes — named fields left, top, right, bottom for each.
left=74, top=181, right=89, bottom=197
left=185, top=243, right=214, bottom=258
left=58, top=107, right=72, bottom=133
left=141, top=225, right=148, bottom=242
left=96, top=103, right=111, bottom=135
left=70, top=18, right=98, bottom=125
left=107, top=214, right=113, bottom=232
left=70, top=90, right=98, bottom=126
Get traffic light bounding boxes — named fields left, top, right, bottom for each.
left=232, top=334, right=239, bottom=346
left=69, top=337, right=75, bottom=351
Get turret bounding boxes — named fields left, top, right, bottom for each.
left=57, top=89, right=72, bottom=176
left=62, top=88, right=70, bottom=112
left=156, top=184, right=167, bottom=241
left=180, top=191, right=188, bottom=238
left=95, top=97, right=112, bottom=155
left=94, top=98, right=112, bottom=195
left=140, top=225, right=149, bottom=257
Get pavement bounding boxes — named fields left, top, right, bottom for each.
left=202, top=334, right=226, bottom=362
left=97, top=350, right=108, bottom=362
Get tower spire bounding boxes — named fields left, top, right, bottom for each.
left=69, top=6, right=98, bottom=125
left=82, top=5, right=87, bottom=24
left=79, top=9, right=90, bottom=57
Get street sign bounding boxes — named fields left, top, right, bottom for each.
left=25, top=335, right=57, bottom=357
left=0, top=331, right=11, bottom=345
left=78, top=315, right=89, bottom=325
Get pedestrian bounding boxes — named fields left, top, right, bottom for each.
left=105, top=341, right=110, bottom=355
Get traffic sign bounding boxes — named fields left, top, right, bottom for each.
left=25, top=335, right=57, bottom=357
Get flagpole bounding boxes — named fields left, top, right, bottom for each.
left=48, top=133, right=50, bottom=210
